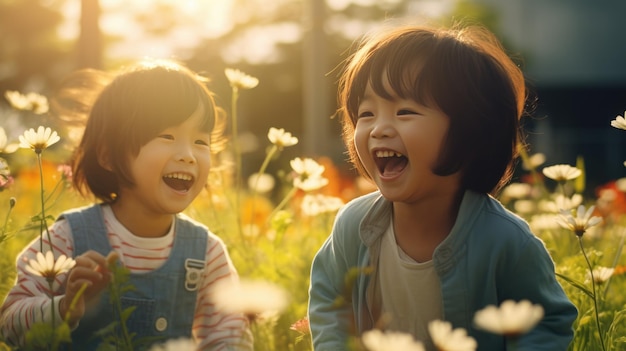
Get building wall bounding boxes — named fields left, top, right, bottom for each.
left=474, top=0, right=626, bottom=191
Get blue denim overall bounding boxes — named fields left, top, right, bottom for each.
left=60, top=205, right=207, bottom=351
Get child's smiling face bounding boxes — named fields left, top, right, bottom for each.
left=353, top=78, right=461, bottom=203
left=117, top=102, right=212, bottom=216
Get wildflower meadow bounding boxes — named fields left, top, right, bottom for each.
left=0, top=70, right=625, bottom=351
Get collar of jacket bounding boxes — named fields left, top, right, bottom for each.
left=358, top=190, right=485, bottom=275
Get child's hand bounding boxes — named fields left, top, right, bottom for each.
left=60, top=251, right=117, bottom=326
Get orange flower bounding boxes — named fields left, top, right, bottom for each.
left=14, top=160, right=63, bottom=214
left=316, top=156, right=360, bottom=201
left=241, top=195, right=273, bottom=227
left=613, top=265, right=626, bottom=276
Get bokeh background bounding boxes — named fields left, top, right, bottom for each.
left=2, top=0, right=626, bottom=194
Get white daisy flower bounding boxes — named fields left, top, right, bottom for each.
left=5, top=90, right=49, bottom=114
left=474, top=300, right=544, bottom=337
left=25, top=251, right=75, bottom=283
left=148, top=337, right=196, bottom=351
left=428, top=320, right=477, bottom=351
left=522, top=152, right=546, bottom=170
left=18, top=126, right=60, bottom=154
left=267, top=127, right=298, bottom=149
left=542, top=164, right=582, bottom=182
left=213, top=278, right=289, bottom=315
left=587, top=266, right=614, bottom=284
left=290, top=157, right=329, bottom=191
left=300, top=194, right=344, bottom=216
left=225, top=68, right=259, bottom=90
left=248, top=173, right=275, bottom=194
left=0, top=127, right=19, bottom=154
left=557, top=205, right=603, bottom=237
left=361, top=329, right=425, bottom=351
left=610, top=112, right=626, bottom=130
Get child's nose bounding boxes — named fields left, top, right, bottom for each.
left=176, top=143, right=196, bottom=164
left=370, top=119, right=395, bottom=138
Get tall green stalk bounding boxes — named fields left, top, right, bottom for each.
left=230, top=86, right=244, bottom=240
left=1, top=197, right=16, bottom=244
left=36, top=152, right=53, bottom=255
left=578, top=237, right=607, bottom=351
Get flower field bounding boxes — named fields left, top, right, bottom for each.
left=0, top=71, right=625, bottom=350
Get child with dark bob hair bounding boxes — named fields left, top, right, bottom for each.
left=1, top=59, right=252, bottom=350
left=308, top=22, right=577, bottom=350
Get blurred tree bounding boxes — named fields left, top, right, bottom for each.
left=0, top=0, right=70, bottom=94
left=188, top=0, right=417, bottom=178
left=77, top=0, right=102, bottom=69
left=2, top=0, right=480, bottom=178
left=444, top=0, right=498, bottom=30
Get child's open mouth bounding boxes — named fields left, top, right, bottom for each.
left=374, top=150, right=408, bottom=177
left=163, top=172, right=194, bottom=192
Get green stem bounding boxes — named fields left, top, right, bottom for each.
left=48, top=282, right=91, bottom=351
left=42, top=178, right=66, bottom=213
left=47, top=280, right=56, bottom=331
left=231, top=87, right=243, bottom=241
left=603, top=229, right=625, bottom=297
left=558, top=181, right=567, bottom=198
left=578, top=236, right=606, bottom=351
left=109, top=269, right=133, bottom=349
left=1, top=197, right=15, bottom=244
left=256, top=145, right=278, bottom=185
left=267, top=187, right=298, bottom=224
left=37, top=153, right=53, bottom=255
left=46, top=277, right=58, bottom=350
left=63, top=282, right=89, bottom=323
left=231, top=88, right=241, bottom=184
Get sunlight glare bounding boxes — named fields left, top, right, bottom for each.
left=326, top=0, right=402, bottom=11
left=221, top=23, right=301, bottom=65
left=58, top=0, right=234, bottom=59
left=57, top=0, right=80, bottom=40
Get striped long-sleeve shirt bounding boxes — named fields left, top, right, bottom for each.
left=0, top=205, right=253, bottom=351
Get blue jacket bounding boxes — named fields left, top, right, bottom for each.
left=308, top=190, right=577, bottom=351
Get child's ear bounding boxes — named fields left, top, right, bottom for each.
left=97, top=146, right=113, bottom=171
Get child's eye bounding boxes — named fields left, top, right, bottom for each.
left=195, top=139, right=210, bottom=146
left=357, top=111, right=374, bottom=119
left=398, top=109, right=419, bottom=116
left=159, top=134, right=175, bottom=140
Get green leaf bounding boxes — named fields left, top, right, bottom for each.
left=574, top=156, right=586, bottom=194
left=24, top=322, right=55, bottom=350
left=93, top=321, right=119, bottom=338
left=556, top=272, right=595, bottom=299
left=121, top=306, right=136, bottom=322
left=55, top=322, right=72, bottom=343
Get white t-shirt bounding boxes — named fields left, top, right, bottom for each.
left=378, top=221, right=443, bottom=350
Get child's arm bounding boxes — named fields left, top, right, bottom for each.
left=308, top=219, right=357, bottom=350
left=194, top=236, right=253, bottom=351
left=501, top=236, right=578, bottom=351
left=0, top=220, right=74, bottom=347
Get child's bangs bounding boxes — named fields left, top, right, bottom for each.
left=370, top=59, right=432, bottom=106
left=349, top=33, right=438, bottom=116
left=140, top=86, right=214, bottom=133
left=122, top=77, right=215, bottom=153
